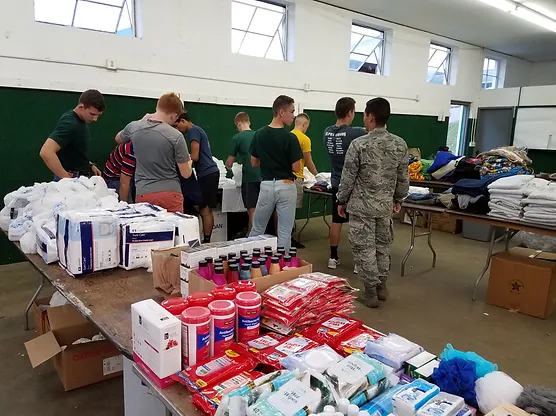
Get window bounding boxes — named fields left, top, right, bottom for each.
left=231, top=0, right=287, bottom=60
left=427, top=43, right=451, bottom=85
left=349, top=24, right=385, bottom=75
left=34, top=0, right=135, bottom=36
left=482, top=58, right=500, bottom=90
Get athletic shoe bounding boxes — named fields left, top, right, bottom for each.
left=328, top=258, right=340, bottom=269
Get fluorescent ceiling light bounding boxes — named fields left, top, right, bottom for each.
left=523, top=2, right=556, bottom=21
left=512, top=6, right=556, bottom=32
left=478, top=0, right=516, bottom=12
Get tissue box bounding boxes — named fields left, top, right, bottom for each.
left=414, top=359, right=440, bottom=382
left=159, top=212, right=201, bottom=247
left=132, top=299, right=181, bottom=389
left=119, top=218, right=175, bottom=270
left=392, top=379, right=440, bottom=416
left=406, top=351, right=437, bottom=378
left=56, top=211, right=118, bottom=276
left=36, top=223, right=58, bottom=264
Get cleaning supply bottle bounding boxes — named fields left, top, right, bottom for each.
left=240, top=263, right=251, bottom=281
left=283, top=255, right=292, bottom=268
left=228, top=252, right=236, bottom=261
left=227, top=263, right=240, bottom=283
left=251, top=261, right=263, bottom=279
left=252, top=248, right=261, bottom=261
left=269, top=257, right=281, bottom=275
left=205, top=257, right=214, bottom=279
left=258, top=255, right=268, bottom=276
left=212, top=265, right=227, bottom=286
left=289, top=248, right=299, bottom=267
left=198, top=260, right=210, bottom=280
left=277, top=247, right=286, bottom=257
left=219, top=254, right=229, bottom=276
left=264, top=246, right=273, bottom=257
left=244, top=257, right=253, bottom=267
left=239, top=250, right=248, bottom=263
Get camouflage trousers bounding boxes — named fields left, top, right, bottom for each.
left=349, top=215, right=393, bottom=288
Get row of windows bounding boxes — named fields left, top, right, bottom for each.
left=33, top=0, right=503, bottom=89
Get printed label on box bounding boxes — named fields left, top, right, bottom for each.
left=102, top=355, right=123, bottom=376
left=329, top=355, right=375, bottom=384
left=275, top=337, right=310, bottom=355
left=267, top=379, right=318, bottom=416
left=321, top=316, right=350, bottom=331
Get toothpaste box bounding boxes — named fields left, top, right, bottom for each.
left=56, top=211, right=118, bottom=276
left=132, top=299, right=181, bottom=388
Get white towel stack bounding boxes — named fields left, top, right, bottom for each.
left=522, top=180, right=556, bottom=226
left=487, top=175, right=534, bottom=220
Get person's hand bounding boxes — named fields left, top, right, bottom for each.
left=338, top=204, right=347, bottom=218
left=91, top=165, right=102, bottom=176
left=188, top=159, right=193, bottom=168
left=392, top=202, right=401, bottom=213
left=63, top=171, right=74, bottom=179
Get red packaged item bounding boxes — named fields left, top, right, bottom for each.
left=161, top=297, right=189, bottom=316
left=335, top=325, right=386, bottom=356
left=283, top=277, right=327, bottom=296
left=192, top=371, right=264, bottom=415
left=240, top=332, right=284, bottom=353
left=263, top=284, right=305, bottom=308
left=232, top=280, right=256, bottom=293
left=171, top=344, right=257, bottom=392
left=301, top=315, right=362, bottom=347
left=211, top=286, right=236, bottom=301
left=187, top=292, right=215, bottom=308
left=250, top=333, right=320, bottom=368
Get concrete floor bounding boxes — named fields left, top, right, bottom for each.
left=1, top=219, right=555, bottom=415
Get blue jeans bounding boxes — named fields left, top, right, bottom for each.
left=105, top=178, right=120, bottom=196
left=249, top=179, right=296, bottom=251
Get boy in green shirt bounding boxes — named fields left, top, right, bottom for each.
left=39, top=90, right=105, bottom=180
left=226, top=112, right=261, bottom=232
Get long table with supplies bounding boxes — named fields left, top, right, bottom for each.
left=409, top=179, right=452, bottom=191
left=400, top=204, right=556, bottom=300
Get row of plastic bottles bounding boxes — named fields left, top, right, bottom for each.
left=197, top=246, right=299, bottom=285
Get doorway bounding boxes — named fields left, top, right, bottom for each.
left=476, top=107, right=514, bottom=154
left=447, top=102, right=470, bottom=155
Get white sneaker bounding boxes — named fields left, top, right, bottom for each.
left=353, top=265, right=359, bottom=274
left=328, top=258, right=340, bottom=269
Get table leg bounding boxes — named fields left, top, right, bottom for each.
left=322, top=196, right=330, bottom=230
left=298, top=194, right=312, bottom=244
left=401, top=210, right=417, bottom=276
left=24, top=273, right=44, bottom=331
left=427, top=213, right=437, bottom=268
left=473, top=226, right=496, bottom=301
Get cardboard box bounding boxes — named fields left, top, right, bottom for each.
left=188, top=259, right=313, bottom=294
left=132, top=299, right=181, bottom=389
left=487, top=249, right=556, bottom=319
left=199, top=208, right=228, bottom=242
left=33, top=296, right=52, bottom=335
left=429, top=212, right=461, bottom=234
left=25, top=304, right=122, bottom=391
left=485, top=403, right=533, bottom=416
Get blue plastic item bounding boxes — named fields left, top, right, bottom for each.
left=360, top=384, right=406, bottom=416
left=440, top=344, right=497, bottom=378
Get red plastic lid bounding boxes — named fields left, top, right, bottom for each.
left=235, top=291, right=262, bottom=307
left=181, top=306, right=211, bottom=324
left=211, top=286, right=237, bottom=301
left=187, top=292, right=214, bottom=307
left=161, top=297, right=189, bottom=315
left=232, top=280, right=257, bottom=293
left=208, top=300, right=235, bottom=316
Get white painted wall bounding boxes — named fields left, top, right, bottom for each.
left=0, top=0, right=488, bottom=117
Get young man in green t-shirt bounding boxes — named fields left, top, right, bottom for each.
left=226, top=112, right=261, bottom=233
left=249, top=95, right=303, bottom=251
left=40, top=90, right=105, bottom=180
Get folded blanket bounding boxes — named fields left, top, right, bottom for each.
left=489, top=189, right=523, bottom=196
left=488, top=201, right=521, bottom=215
left=527, top=183, right=556, bottom=201
left=523, top=178, right=550, bottom=196
left=522, top=198, right=556, bottom=207
left=431, top=157, right=463, bottom=180
left=489, top=199, right=522, bottom=211
left=488, top=175, right=533, bottom=190
left=488, top=210, right=521, bottom=220
left=427, top=151, right=458, bottom=173
left=523, top=205, right=556, bottom=215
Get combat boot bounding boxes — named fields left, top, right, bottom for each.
left=377, top=283, right=389, bottom=301
left=358, top=285, right=379, bottom=308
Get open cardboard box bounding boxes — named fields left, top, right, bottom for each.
left=188, top=259, right=313, bottom=293
left=25, top=304, right=123, bottom=391
left=32, top=296, right=52, bottom=335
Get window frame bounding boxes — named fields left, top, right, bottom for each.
left=231, top=0, right=289, bottom=61
left=34, top=0, right=136, bottom=37
left=349, top=23, right=386, bottom=75
left=482, top=57, right=501, bottom=90
left=427, top=42, right=452, bottom=85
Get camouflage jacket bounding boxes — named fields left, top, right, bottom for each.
left=336, top=127, right=409, bottom=218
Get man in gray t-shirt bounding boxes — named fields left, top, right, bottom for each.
left=116, top=93, right=192, bottom=212
left=323, top=97, right=366, bottom=271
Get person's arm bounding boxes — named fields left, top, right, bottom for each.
left=175, top=135, right=193, bottom=178
left=178, top=161, right=193, bottom=179
left=292, top=160, right=301, bottom=173
left=225, top=155, right=236, bottom=170
left=251, top=156, right=260, bottom=168
left=187, top=128, right=202, bottom=162
left=288, top=134, right=303, bottom=176
left=119, top=173, right=132, bottom=202
left=226, top=135, right=239, bottom=169
left=115, top=121, right=135, bottom=144
left=39, top=139, right=71, bottom=179
left=190, top=141, right=200, bottom=162
left=336, top=142, right=360, bottom=205
left=303, top=152, right=318, bottom=176
left=394, top=148, right=410, bottom=205
left=249, top=132, right=260, bottom=168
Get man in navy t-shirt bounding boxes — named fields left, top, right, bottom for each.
left=175, top=112, right=219, bottom=243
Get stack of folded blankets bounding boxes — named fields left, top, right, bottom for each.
left=478, top=146, right=532, bottom=177
left=426, top=151, right=464, bottom=181
left=522, top=180, right=556, bottom=226
left=487, top=175, right=534, bottom=220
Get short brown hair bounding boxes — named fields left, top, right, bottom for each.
left=335, top=97, right=356, bottom=119
left=272, top=95, right=295, bottom=116
left=295, top=113, right=310, bottom=124
left=365, top=97, right=390, bottom=126
left=234, top=112, right=250, bottom=125
left=79, top=89, right=105, bottom=111
left=157, top=93, right=184, bottom=115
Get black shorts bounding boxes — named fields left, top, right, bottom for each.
left=331, top=187, right=349, bottom=224
left=241, top=182, right=261, bottom=209
left=197, top=171, right=219, bottom=209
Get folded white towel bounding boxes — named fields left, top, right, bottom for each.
left=488, top=175, right=533, bottom=190
left=527, top=182, right=556, bottom=201
left=488, top=202, right=521, bottom=217
left=522, top=178, right=550, bottom=196
left=523, top=205, right=556, bottom=215
left=489, top=189, right=523, bottom=196
left=488, top=210, right=521, bottom=220
left=522, top=198, right=556, bottom=207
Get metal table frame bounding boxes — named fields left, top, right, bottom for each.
left=297, top=188, right=332, bottom=243
left=401, top=206, right=438, bottom=276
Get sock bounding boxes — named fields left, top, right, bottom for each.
left=203, top=235, right=211, bottom=244
left=330, top=246, right=338, bottom=260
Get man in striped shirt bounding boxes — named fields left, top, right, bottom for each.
left=102, top=141, right=136, bottom=202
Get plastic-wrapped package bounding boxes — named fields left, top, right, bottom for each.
left=416, top=392, right=465, bottom=416
left=514, top=231, right=556, bottom=252
left=360, top=384, right=406, bottom=416
left=364, top=334, right=423, bottom=370
left=392, top=379, right=441, bottom=416
left=335, top=326, right=386, bottom=356
left=264, top=285, right=306, bottom=308
left=302, top=315, right=362, bottom=347
left=440, top=344, right=497, bottom=378
left=350, top=378, right=390, bottom=407
left=250, top=333, right=320, bottom=369
left=158, top=212, right=201, bottom=247
left=20, top=230, right=37, bottom=254
left=35, top=221, right=58, bottom=264
left=281, top=345, right=343, bottom=374
left=8, top=214, right=33, bottom=241
left=325, top=352, right=386, bottom=402
left=475, top=371, right=523, bottom=414
left=240, top=333, right=285, bottom=353
left=172, top=345, right=258, bottom=392
left=130, top=202, right=167, bottom=215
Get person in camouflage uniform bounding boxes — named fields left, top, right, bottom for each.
left=336, top=97, right=409, bottom=308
